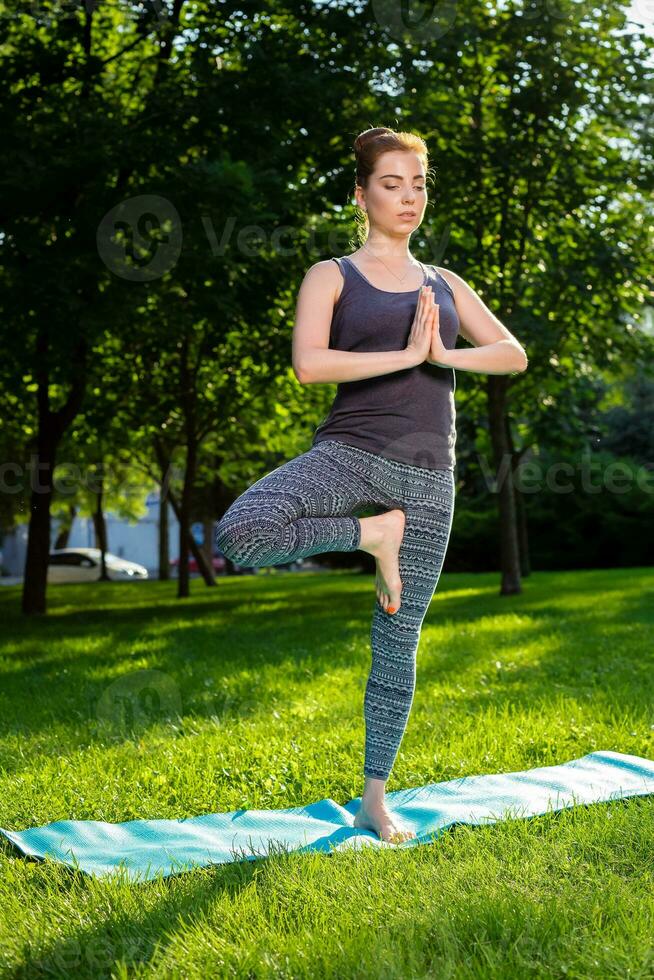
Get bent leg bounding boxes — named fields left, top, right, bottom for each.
left=363, top=469, right=456, bottom=780
left=215, top=444, right=373, bottom=568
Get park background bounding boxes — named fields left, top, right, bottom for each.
left=1, top=0, right=653, bottom=977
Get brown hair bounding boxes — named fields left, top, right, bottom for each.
left=351, top=126, right=433, bottom=246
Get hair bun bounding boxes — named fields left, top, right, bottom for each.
left=354, top=127, right=395, bottom=154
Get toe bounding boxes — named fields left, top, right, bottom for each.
left=388, top=595, right=401, bottom=615
left=388, top=579, right=402, bottom=611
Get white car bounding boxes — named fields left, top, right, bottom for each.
left=47, top=548, right=149, bottom=583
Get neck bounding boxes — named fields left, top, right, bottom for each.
left=363, top=233, right=412, bottom=259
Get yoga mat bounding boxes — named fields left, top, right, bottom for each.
left=2, top=750, right=653, bottom=883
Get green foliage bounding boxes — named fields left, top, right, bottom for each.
left=1, top=0, right=652, bottom=589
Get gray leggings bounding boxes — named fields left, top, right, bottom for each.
left=215, top=439, right=455, bottom=781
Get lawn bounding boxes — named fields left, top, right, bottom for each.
left=0, top=567, right=653, bottom=978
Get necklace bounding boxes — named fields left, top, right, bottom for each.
left=361, top=243, right=422, bottom=285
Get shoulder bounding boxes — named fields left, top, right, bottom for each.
left=299, top=259, right=344, bottom=306
left=304, top=258, right=343, bottom=279
left=431, top=265, right=458, bottom=300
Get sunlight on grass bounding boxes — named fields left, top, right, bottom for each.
left=0, top=568, right=653, bottom=977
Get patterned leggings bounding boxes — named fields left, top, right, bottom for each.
left=214, top=439, right=455, bottom=781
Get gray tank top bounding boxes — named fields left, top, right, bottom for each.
left=311, top=255, right=459, bottom=470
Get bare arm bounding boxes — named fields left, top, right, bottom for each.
left=292, top=262, right=432, bottom=384
left=428, top=268, right=528, bottom=375
left=436, top=339, right=526, bottom=374
left=298, top=345, right=415, bottom=385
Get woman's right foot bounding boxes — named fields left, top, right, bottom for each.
left=354, top=797, right=416, bottom=844
left=359, top=509, right=405, bottom=614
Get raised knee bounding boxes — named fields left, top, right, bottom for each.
left=215, top=511, right=284, bottom=566
left=214, top=513, right=243, bottom=563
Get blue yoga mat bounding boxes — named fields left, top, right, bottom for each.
left=2, top=750, right=653, bottom=883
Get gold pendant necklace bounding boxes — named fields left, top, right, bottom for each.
left=361, top=243, right=421, bottom=285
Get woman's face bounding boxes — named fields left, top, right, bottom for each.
left=356, top=150, right=427, bottom=236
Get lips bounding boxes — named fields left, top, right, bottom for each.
left=399, top=212, right=416, bottom=218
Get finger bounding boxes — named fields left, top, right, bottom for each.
left=424, top=294, right=435, bottom=325
left=420, top=288, right=431, bottom=322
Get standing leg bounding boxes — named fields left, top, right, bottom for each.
left=355, top=466, right=456, bottom=842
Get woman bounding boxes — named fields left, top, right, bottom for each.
left=216, top=126, right=528, bottom=844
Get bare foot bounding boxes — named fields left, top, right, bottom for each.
left=359, top=509, right=406, bottom=614
left=353, top=797, right=416, bottom=844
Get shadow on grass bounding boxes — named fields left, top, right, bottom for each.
left=1, top=568, right=652, bottom=771
left=4, top=849, right=263, bottom=976
left=2, top=570, right=654, bottom=975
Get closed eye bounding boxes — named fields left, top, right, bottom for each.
left=386, top=186, right=425, bottom=191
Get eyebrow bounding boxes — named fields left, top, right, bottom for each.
left=378, top=174, right=425, bottom=180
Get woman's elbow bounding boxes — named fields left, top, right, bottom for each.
left=511, top=344, right=528, bottom=373
left=293, top=359, right=313, bottom=385
left=294, top=349, right=324, bottom=384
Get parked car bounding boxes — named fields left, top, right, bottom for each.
left=47, top=548, right=148, bottom=583
left=169, top=554, right=226, bottom=574
left=169, top=551, right=258, bottom=576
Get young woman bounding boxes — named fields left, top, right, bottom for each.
left=216, top=126, right=528, bottom=845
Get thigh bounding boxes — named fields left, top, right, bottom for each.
left=228, top=442, right=381, bottom=522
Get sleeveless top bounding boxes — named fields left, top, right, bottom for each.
left=311, top=255, right=459, bottom=471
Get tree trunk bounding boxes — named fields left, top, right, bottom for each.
left=176, top=331, right=217, bottom=596
left=506, top=418, right=531, bottom=578
left=92, top=469, right=110, bottom=581
left=177, top=438, right=195, bottom=599
left=158, top=461, right=170, bottom=580
left=487, top=376, right=522, bottom=595
left=54, top=504, right=77, bottom=549
left=21, top=331, right=87, bottom=615
left=154, top=436, right=215, bottom=589
left=169, top=485, right=215, bottom=587
left=202, top=515, right=214, bottom=569
left=515, top=486, right=531, bottom=579
left=21, top=441, right=55, bottom=616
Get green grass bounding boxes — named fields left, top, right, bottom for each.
left=0, top=567, right=653, bottom=979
